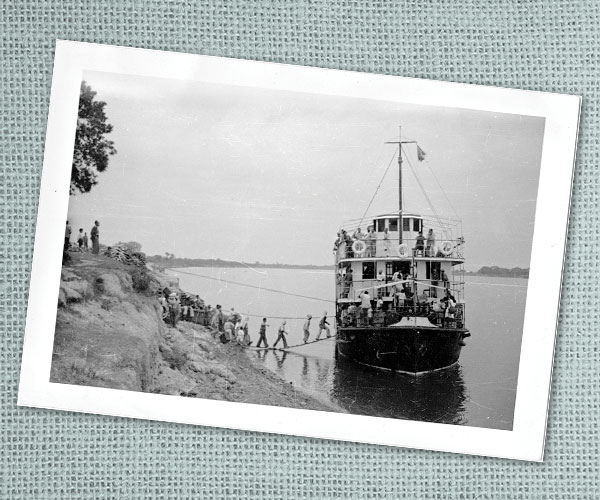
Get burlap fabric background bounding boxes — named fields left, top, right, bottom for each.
left=1, top=1, right=598, bottom=498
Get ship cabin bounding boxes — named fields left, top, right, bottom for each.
left=334, top=212, right=466, bottom=329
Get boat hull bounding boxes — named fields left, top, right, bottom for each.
left=336, top=325, right=470, bottom=374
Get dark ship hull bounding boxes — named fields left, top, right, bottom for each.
left=336, top=325, right=470, bottom=374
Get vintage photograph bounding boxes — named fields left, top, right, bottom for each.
left=18, top=42, right=579, bottom=460
left=51, top=69, right=543, bottom=430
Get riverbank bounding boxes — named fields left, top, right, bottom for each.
left=50, top=253, right=342, bottom=412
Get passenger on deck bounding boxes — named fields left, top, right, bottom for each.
left=256, top=318, right=269, bottom=348
left=394, top=289, right=405, bottom=309
left=333, top=231, right=341, bottom=252
left=426, top=229, right=435, bottom=256
left=365, top=226, right=376, bottom=257
left=303, top=315, right=312, bottom=343
left=274, top=320, right=288, bottom=349
left=344, top=231, right=354, bottom=258
left=348, top=303, right=358, bottom=326
left=360, top=290, right=371, bottom=323
left=417, top=291, right=429, bottom=314
left=316, top=312, right=331, bottom=339
left=441, top=269, right=449, bottom=290
left=352, top=227, right=364, bottom=241
left=391, top=271, right=401, bottom=294
left=376, top=269, right=385, bottom=297
left=343, top=268, right=353, bottom=298
left=414, top=231, right=426, bottom=256
left=431, top=269, right=439, bottom=298
left=383, top=228, right=391, bottom=255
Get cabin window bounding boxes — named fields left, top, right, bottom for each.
left=376, top=218, right=386, bottom=232
left=386, top=261, right=409, bottom=279
left=403, top=218, right=410, bottom=231
left=389, top=218, right=398, bottom=231
left=362, top=262, right=375, bottom=280
left=413, top=218, right=421, bottom=232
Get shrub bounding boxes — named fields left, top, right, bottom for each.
left=130, top=267, right=151, bottom=292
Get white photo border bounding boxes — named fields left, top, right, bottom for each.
left=18, top=40, right=580, bottom=461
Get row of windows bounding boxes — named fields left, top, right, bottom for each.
left=374, top=218, right=422, bottom=232
left=360, top=261, right=442, bottom=280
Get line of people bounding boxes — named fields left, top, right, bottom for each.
left=159, top=288, right=334, bottom=349
left=254, top=313, right=332, bottom=349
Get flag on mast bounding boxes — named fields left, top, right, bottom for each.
left=417, top=145, right=426, bottom=162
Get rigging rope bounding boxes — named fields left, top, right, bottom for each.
left=403, top=150, right=445, bottom=229
left=357, top=150, right=397, bottom=230
left=422, top=156, right=461, bottom=222
left=165, top=267, right=334, bottom=304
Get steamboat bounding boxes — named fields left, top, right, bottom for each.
left=334, top=129, right=470, bottom=374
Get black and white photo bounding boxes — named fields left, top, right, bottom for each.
left=18, top=41, right=580, bottom=460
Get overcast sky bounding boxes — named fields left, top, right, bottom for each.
left=66, top=70, right=545, bottom=270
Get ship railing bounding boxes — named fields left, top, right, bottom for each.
left=339, top=303, right=466, bottom=329
left=336, top=278, right=458, bottom=301
left=333, top=236, right=465, bottom=262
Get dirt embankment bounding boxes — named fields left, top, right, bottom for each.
left=51, top=253, right=338, bottom=412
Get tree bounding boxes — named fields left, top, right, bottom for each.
left=71, top=81, right=117, bottom=194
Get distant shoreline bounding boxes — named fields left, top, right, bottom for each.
left=147, top=257, right=331, bottom=270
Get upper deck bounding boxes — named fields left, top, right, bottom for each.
left=334, top=212, right=465, bottom=264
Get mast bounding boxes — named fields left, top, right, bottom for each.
left=385, top=126, right=415, bottom=246
left=398, top=125, right=403, bottom=244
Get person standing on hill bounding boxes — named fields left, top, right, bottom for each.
left=64, top=221, right=72, bottom=252
left=77, top=228, right=84, bottom=249
left=256, top=318, right=269, bottom=348
left=90, top=220, right=100, bottom=254
left=316, top=312, right=331, bottom=339
left=303, top=315, right=312, bottom=343
left=83, top=232, right=89, bottom=251
left=167, top=293, right=180, bottom=328
left=274, top=320, right=289, bottom=349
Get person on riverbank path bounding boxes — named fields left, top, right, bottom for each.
left=274, top=320, right=289, bottom=349
left=64, top=221, right=71, bottom=252
left=167, top=293, right=180, bottom=328
left=316, top=312, right=331, bottom=340
left=256, top=318, right=269, bottom=348
left=83, top=232, right=88, bottom=251
left=90, top=220, right=100, bottom=254
left=77, top=228, right=84, bottom=249
left=303, top=315, right=312, bottom=343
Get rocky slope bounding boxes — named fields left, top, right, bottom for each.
left=50, top=253, right=340, bottom=412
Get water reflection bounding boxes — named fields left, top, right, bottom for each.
left=247, top=347, right=468, bottom=425
left=332, top=355, right=468, bottom=425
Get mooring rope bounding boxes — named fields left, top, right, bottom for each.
left=165, top=267, right=334, bottom=304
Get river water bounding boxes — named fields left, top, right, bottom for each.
left=168, top=267, right=525, bottom=430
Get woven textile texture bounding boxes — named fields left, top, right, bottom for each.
left=1, top=1, right=598, bottom=498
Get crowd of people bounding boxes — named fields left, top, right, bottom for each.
left=64, top=220, right=101, bottom=254
left=157, top=289, right=333, bottom=349
left=333, top=225, right=440, bottom=258
left=339, top=286, right=460, bottom=329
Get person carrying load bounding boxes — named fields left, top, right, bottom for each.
left=316, top=312, right=331, bottom=340
left=274, top=320, right=289, bottom=349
